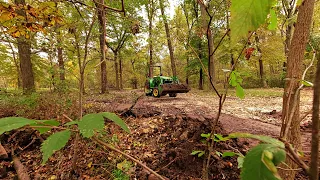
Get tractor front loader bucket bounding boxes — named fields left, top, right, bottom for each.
left=160, top=83, right=190, bottom=95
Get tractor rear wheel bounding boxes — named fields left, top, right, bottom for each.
left=152, top=88, right=160, bottom=97
left=169, top=93, right=177, bottom=97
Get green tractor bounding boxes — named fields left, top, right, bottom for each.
left=145, top=66, right=190, bottom=97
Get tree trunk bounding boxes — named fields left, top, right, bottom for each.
left=7, top=39, right=21, bottom=88
left=119, top=55, right=123, bottom=90
left=199, top=2, right=215, bottom=85
left=199, top=68, right=203, bottom=90
left=114, top=52, right=119, bottom=90
left=159, top=0, right=177, bottom=77
left=15, top=0, right=35, bottom=94
left=258, top=58, right=267, bottom=88
left=57, top=38, right=65, bottom=81
left=310, top=53, right=320, bottom=180
left=255, top=35, right=267, bottom=87
left=186, top=57, right=189, bottom=84
left=96, top=0, right=107, bottom=93
left=147, top=0, right=154, bottom=78
left=279, top=0, right=315, bottom=179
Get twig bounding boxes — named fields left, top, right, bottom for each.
left=277, top=167, right=302, bottom=171
left=28, top=126, right=77, bottom=132
left=281, top=139, right=309, bottom=173
left=19, top=137, right=36, bottom=152
left=12, top=152, right=31, bottom=180
left=63, top=114, right=74, bottom=122
left=299, top=108, right=312, bottom=123
left=92, top=136, right=167, bottom=180
left=156, top=157, right=178, bottom=172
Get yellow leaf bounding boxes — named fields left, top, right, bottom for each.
left=87, top=162, right=92, bottom=168
left=48, top=175, right=57, bottom=180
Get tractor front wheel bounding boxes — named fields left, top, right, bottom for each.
left=152, top=88, right=160, bottom=97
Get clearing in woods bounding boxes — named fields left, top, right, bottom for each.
left=0, top=88, right=313, bottom=179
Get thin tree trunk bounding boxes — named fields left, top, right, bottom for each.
left=119, top=55, right=123, bottom=90
left=15, top=0, right=35, bottom=94
left=114, top=52, right=119, bottom=90
left=198, top=35, right=203, bottom=90
left=186, top=57, right=189, bottom=84
left=7, top=39, right=21, bottom=88
left=255, top=35, right=267, bottom=87
left=279, top=0, right=315, bottom=179
left=57, top=39, right=65, bottom=81
left=147, top=0, right=154, bottom=78
left=159, top=0, right=177, bottom=77
left=199, top=68, right=203, bottom=90
left=96, top=0, right=107, bottom=93
left=199, top=2, right=215, bottom=84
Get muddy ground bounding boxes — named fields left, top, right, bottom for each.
left=0, top=89, right=313, bottom=179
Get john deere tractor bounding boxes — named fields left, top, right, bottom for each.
left=145, top=66, right=190, bottom=97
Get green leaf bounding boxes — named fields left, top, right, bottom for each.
left=236, top=84, right=245, bottom=99
left=237, top=156, right=244, bottom=168
left=240, top=144, right=283, bottom=180
left=296, top=0, right=303, bottom=6
left=33, top=120, right=60, bottom=134
left=301, top=80, right=313, bottom=87
left=41, top=130, right=71, bottom=164
left=228, top=133, right=284, bottom=148
left=64, top=121, right=79, bottom=126
left=191, top=150, right=204, bottom=155
left=0, top=117, right=36, bottom=135
left=198, top=151, right=205, bottom=157
left=78, top=114, right=105, bottom=138
left=229, top=72, right=238, bottom=86
left=230, top=0, right=275, bottom=44
left=268, top=9, right=277, bottom=30
left=222, top=151, right=236, bottom=157
left=99, top=112, right=130, bottom=133
left=201, top=133, right=211, bottom=138
left=216, top=151, right=223, bottom=157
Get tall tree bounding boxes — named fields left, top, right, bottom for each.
left=15, top=0, right=35, bottom=94
left=279, top=0, right=316, bottom=179
left=95, top=0, right=108, bottom=93
left=159, top=0, right=177, bottom=77
left=146, top=0, right=155, bottom=77
left=106, top=31, right=129, bottom=90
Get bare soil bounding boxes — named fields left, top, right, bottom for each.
left=0, top=89, right=313, bottom=179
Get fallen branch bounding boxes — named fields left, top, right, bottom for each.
left=12, top=155, right=31, bottom=180
left=92, top=136, right=167, bottom=180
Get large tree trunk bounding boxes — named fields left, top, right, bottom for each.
left=96, top=0, right=107, bottom=93
left=279, top=0, right=315, bottom=179
left=310, top=53, right=320, bottom=180
left=15, top=0, right=35, bottom=94
left=159, top=0, right=177, bottom=77
left=147, top=0, right=154, bottom=78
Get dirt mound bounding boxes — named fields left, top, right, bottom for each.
left=124, top=113, right=244, bottom=179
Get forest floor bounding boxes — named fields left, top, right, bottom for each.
left=0, top=88, right=313, bottom=179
